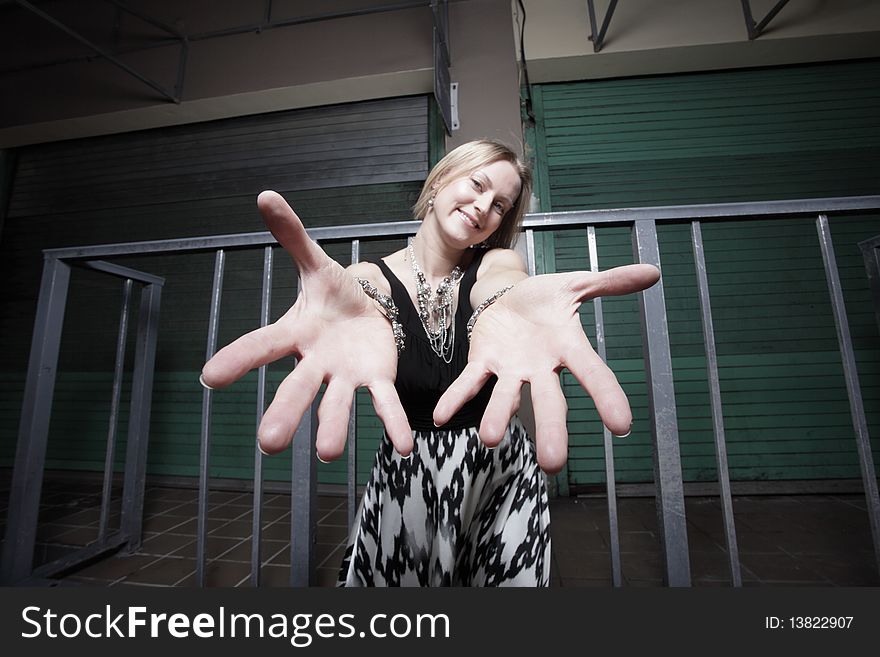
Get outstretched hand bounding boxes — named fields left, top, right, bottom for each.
left=201, top=191, right=413, bottom=461
left=433, top=265, right=660, bottom=474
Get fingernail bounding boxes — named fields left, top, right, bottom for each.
left=613, top=429, right=631, bottom=439
left=317, top=454, right=330, bottom=464
left=401, top=452, right=413, bottom=461
left=257, top=443, right=270, bottom=457
left=199, top=374, right=214, bottom=390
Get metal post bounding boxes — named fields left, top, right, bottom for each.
left=119, top=281, right=162, bottom=552
left=525, top=229, right=537, bottom=277
left=347, top=239, right=361, bottom=531
left=98, top=278, right=132, bottom=542
left=250, top=247, right=273, bottom=586
left=0, top=256, right=71, bottom=584
left=586, top=0, right=618, bottom=52
left=290, top=401, right=318, bottom=586
left=816, top=215, right=880, bottom=574
left=196, top=250, right=225, bottom=586
left=690, top=221, right=742, bottom=587
left=632, top=219, right=691, bottom=586
left=587, top=226, right=622, bottom=587
left=858, top=236, right=880, bottom=336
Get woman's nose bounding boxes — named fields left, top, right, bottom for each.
left=474, top=191, right=491, bottom=215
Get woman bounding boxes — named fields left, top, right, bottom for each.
left=200, top=140, right=659, bottom=587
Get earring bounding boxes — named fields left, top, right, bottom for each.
left=427, top=196, right=435, bottom=208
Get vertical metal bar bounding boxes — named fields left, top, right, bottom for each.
left=816, top=215, right=880, bottom=573
left=0, top=256, right=71, bottom=584
left=290, top=399, right=318, bottom=587
left=347, top=239, right=361, bottom=531
left=98, top=278, right=132, bottom=542
left=119, top=281, right=162, bottom=552
left=632, top=219, right=691, bottom=586
left=586, top=0, right=599, bottom=50
left=739, top=0, right=758, bottom=39
left=250, top=247, right=273, bottom=586
left=196, top=250, right=226, bottom=586
left=690, top=222, right=742, bottom=587
left=525, top=229, right=537, bottom=277
left=290, top=268, right=317, bottom=587
left=587, top=226, right=622, bottom=587
left=859, top=237, right=880, bottom=335
left=174, top=39, right=188, bottom=102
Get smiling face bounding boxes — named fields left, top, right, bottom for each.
left=427, top=159, right=523, bottom=248
left=413, top=140, right=532, bottom=249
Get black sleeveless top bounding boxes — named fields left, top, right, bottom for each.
left=374, top=250, right=496, bottom=431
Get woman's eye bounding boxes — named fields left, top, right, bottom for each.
left=471, top=178, right=482, bottom=190
left=493, top=202, right=504, bottom=213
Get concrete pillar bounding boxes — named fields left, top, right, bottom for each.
left=447, top=0, right=524, bottom=154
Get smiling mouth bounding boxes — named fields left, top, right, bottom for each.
left=458, top=209, right=481, bottom=230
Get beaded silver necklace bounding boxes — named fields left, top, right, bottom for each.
left=407, top=243, right=463, bottom=363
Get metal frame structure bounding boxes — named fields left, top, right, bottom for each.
left=2, top=0, right=459, bottom=109
left=11, top=0, right=187, bottom=103
left=740, top=0, right=792, bottom=40
left=0, top=259, right=163, bottom=585
left=2, top=195, right=878, bottom=587
left=586, top=0, right=619, bottom=53
left=585, top=0, right=795, bottom=52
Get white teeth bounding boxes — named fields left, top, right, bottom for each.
left=458, top=210, right=479, bottom=229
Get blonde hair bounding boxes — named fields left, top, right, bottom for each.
left=413, top=139, right=532, bottom=249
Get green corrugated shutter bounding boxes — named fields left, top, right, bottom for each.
left=530, top=59, right=880, bottom=489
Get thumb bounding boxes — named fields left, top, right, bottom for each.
left=564, top=264, right=660, bottom=302
left=257, top=190, right=326, bottom=273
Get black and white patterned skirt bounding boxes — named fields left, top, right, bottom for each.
left=337, top=416, right=551, bottom=587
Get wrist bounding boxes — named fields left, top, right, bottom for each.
left=356, top=278, right=405, bottom=354
left=467, top=285, right=514, bottom=342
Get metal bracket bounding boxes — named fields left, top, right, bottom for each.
left=450, top=81, right=460, bottom=131
left=586, top=0, right=618, bottom=53
left=740, top=0, right=791, bottom=40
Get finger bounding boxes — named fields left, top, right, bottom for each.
left=563, top=264, right=661, bottom=302
left=433, top=362, right=493, bottom=427
left=368, top=380, right=413, bottom=457
left=564, top=338, right=632, bottom=437
left=257, top=190, right=327, bottom=273
left=529, top=372, right=569, bottom=475
left=315, top=379, right=356, bottom=462
left=202, top=321, right=295, bottom=389
left=257, top=362, right=323, bottom=454
left=478, top=376, right=523, bottom=447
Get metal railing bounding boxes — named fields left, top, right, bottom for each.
left=2, top=195, right=878, bottom=586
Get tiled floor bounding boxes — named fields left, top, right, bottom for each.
left=2, top=475, right=878, bottom=587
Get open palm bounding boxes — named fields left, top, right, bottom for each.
left=201, top=191, right=412, bottom=461
left=434, top=266, right=660, bottom=473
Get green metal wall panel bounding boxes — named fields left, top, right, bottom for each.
left=530, top=60, right=880, bottom=487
